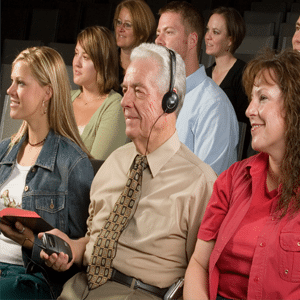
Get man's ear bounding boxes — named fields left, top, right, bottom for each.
left=188, top=32, right=198, bottom=51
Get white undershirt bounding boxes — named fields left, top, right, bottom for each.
left=78, top=125, right=86, bottom=136
left=0, top=162, right=31, bottom=265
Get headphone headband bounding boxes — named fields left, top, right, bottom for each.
left=162, top=48, right=179, bottom=114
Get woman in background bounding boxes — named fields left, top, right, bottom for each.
left=113, top=0, right=156, bottom=87
left=292, top=15, right=300, bottom=51
left=72, top=26, right=127, bottom=160
left=205, top=7, right=251, bottom=158
left=0, top=46, right=93, bottom=299
left=184, top=48, right=300, bottom=300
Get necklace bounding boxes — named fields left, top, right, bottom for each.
left=28, top=137, right=47, bottom=147
left=78, top=93, right=105, bottom=105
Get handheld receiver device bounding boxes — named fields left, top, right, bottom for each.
left=42, top=233, right=73, bottom=263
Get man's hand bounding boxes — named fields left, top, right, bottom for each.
left=38, top=229, right=89, bottom=272
left=39, top=229, right=75, bottom=272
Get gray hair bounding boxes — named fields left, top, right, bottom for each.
left=130, top=43, right=186, bottom=115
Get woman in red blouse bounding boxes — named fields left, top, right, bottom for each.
left=184, top=48, right=300, bottom=300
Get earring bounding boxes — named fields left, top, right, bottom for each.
left=42, top=100, right=47, bottom=115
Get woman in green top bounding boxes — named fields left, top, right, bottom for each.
left=72, top=26, right=127, bottom=160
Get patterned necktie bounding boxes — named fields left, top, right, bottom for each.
left=86, top=155, right=148, bottom=290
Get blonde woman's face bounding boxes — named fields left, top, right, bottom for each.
left=7, top=61, right=50, bottom=122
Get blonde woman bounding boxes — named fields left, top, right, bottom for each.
left=0, top=46, right=94, bottom=299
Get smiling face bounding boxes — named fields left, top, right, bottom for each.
left=121, top=58, right=165, bottom=145
left=7, top=61, right=50, bottom=122
left=155, top=12, right=190, bottom=62
left=73, top=42, right=98, bottom=89
left=292, top=16, right=300, bottom=52
left=246, top=70, right=286, bottom=158
left=115, top=7, right=136, bottom=51
left=205, top=13, right=232, bottom=57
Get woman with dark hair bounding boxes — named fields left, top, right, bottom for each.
left=184, top=48, right=300, bottom=300
left=205, top=8, right=250, bottom=155
left=113, top=0, right=156, bottom=86
left=72, top=26, right=127, bottom=160
left=0, top=46, right=93, bottom=299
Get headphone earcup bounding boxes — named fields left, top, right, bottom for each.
left=162, top=91, right=179, bottom=113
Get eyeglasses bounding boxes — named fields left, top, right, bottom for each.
left=114, top=19, right=133, bottom=30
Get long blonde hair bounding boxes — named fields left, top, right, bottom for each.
left=10, top=46, right=93, bottom=158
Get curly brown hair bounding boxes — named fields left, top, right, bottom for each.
left=243, top=48, right=300, bottom=218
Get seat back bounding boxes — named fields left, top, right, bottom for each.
left=90, top=159, right=105, bottom=175
left=238, top=122, right=247, bottom=161
left=245, top=23, right=275, bottom=36
left=0, top=95, right=23, bottom=141
left=277, top=23, right=295, bottom=51
left=235, top=35, right=275, bottom=62
left=200, top=40, right=215, bottom=68
left=244, top=11, right=283, bottom=36
left=2, top=39, right=43, bottom=65
left=29, top=9, right=60, bottom=44
left=48, top=42, right=75, bottom=66
left=65, top=65, right=79, bottom=90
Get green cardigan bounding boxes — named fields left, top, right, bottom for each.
left=71, top=89, right=127, bottom=160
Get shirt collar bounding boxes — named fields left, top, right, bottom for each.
left=245, top=152, right=269, bottom=178
left=1, top=129, right=59, bottom=171
left=132, top=131, right=181, bottom=178
left=186, top=64, right=206, bottom=94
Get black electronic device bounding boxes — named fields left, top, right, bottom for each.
left=164, top=277, right=184, bottom=300
left=162, top=48, right=179, bottom=114
left=42, top=233, right=73, bottom=263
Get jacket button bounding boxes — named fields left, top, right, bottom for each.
left=49, top=202, right=54, bottom=209
left=31, top=167, right=36, bottom=173
left=254, top=276, right=259, bottom=282
left=24, top=186, right=29, bottom=192
left=260, top=242, right=266, bottom=247
left=297, top=242, right=300, bottom=247
left=285, top=269, right=289, bottom=274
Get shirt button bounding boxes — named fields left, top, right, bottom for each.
left=254, top=276, right=259, bottom=282
left=24, top=186, right=29, bottom=192
left=285, top=269, right=289, bottom=274
left=260, top=242, right=266, bottom=247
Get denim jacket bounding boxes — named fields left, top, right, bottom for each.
left=0, top=129, right=93, bottom=295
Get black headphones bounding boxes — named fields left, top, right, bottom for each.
left=162, top=48, right=179, bottom=114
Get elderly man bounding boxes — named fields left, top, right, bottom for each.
left=41, top=43, right=216, bottom=300
left=156, top=1, right=239, bottom=175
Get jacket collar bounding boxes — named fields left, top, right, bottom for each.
left=1, top=129, right=59, bottom=171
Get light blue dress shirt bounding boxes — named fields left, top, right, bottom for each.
left=176, top=65, right=239, bottom=175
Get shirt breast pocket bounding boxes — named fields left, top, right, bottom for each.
left=35, top=194, right=66, bottom=232
left=279, top=232, right=300, bottom=282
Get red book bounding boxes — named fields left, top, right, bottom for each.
left=0, top=207, right=53, bottom=233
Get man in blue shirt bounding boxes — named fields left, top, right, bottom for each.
left=155, top=1, right=239, bottom=174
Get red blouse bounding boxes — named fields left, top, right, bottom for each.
left=198, top=153, right=300, bottom=300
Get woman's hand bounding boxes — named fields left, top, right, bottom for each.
left=38, top=229, right=75, bottom=272
left=0, top=220, right=35, bottom=249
